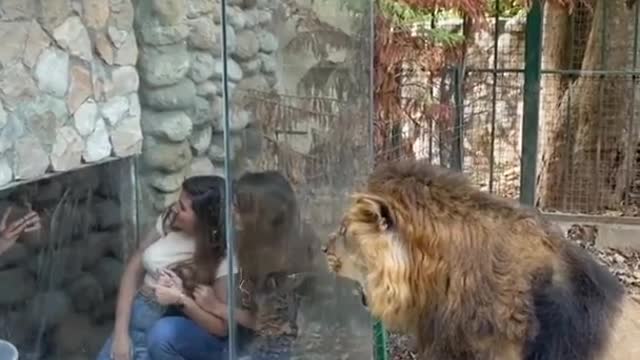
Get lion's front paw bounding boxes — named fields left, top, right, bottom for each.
left=326, top=254, right=342, bottom=273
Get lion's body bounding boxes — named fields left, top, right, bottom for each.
left=323, top=160, right=640, bottom=360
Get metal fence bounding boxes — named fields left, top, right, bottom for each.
left=374, top=0, right=640, bottom=220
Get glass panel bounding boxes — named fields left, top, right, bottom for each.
left=220, top=0, right=375, bottom=358
left=0, top=159, right=137, bottom=359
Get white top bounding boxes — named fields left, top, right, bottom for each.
left=142, top=216, right=237, bottom=287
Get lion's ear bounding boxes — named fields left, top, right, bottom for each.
left=351, top=193, right=394, bottom=231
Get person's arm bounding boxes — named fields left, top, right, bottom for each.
left=210, top=276, right=256, bottom=330
left=113, top=229, right=159, bottom=336
left=180, top=295, right=230, bottom=336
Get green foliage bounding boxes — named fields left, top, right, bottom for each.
left=486, top=0, right=524, bottom=17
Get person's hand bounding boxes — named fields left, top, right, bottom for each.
left=194, top=285, right=224, bottom=315
left=157, top=268, right=183, bottom=291
left=111, top=332, right=131, bottom=360
left=152, top=284, right=186, bottom=306
left=0, top=207, right=41, bottom=254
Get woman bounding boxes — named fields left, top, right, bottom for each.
left=96, top=175, right=237, bottom=360
left=147, top=170, right=320, bottom=360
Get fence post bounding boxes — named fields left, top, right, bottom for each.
left=520, top=0, right=544, bottom=206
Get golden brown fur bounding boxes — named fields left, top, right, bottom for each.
left=323, top=159, right=640, bottom=360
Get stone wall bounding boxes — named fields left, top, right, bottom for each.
left=134, top=0, right=278, bottom=224
left=0, top=160, right=135, bottom=359
left=0, top=0, right=143, bottom=188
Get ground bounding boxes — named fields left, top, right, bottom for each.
left=387, top=223, right=640, bottom=360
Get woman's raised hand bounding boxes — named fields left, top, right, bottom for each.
left=0, top=207, right=41, bottom=255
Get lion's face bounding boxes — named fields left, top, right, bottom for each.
left=322, top=193, right=417, bottom=331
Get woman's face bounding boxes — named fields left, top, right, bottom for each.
left=172, top=191, right=198, bottom=235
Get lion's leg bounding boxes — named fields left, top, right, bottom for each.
left=598, top=296, right=640, bottom=360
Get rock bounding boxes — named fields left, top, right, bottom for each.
left=234, top=30, right=260, bottom=60
left=82, top=0, right=110, bottom=29
left=142, top=110, right=193, bottom=142
left=94, top=199, right=121, bottom=230
left=91, top=59, right=108, bottom=101
left=27, top=290, right=73, bottom=328
left=27, top=246, right=83, bottom=284
left=108, top=25, right=128, bottom=48
left=67, top=274, right=104, bottom=313
left=14, top=135, right=50, bottom=179
left=0, top=158, right=12, bottom=186
left=139, top=44, right=190, bottom=87
left=189, top=96, right=217, bottom=127
left=189, top=125, right=212, bottom=155
left=110, top=112, right=143, bottom=156
left=0, top=267, right=35, bottom=305
left=240, top=58, right=261, bottom=76
left=53, top=16, right=93, bottom=61
left=236, top=74, right=270, bottom=93
left=35, top=47, right=69, bottom=97
left=13, top=95, right=67, bottom=147
left=138, top=22, right=190, bottom=46
left=259, top=53, right=277, bottom=74
left=91, top=297, right=116, bottom=324
left=0, top=22, right=29, bottom=68
left=38, top=0, right=74, bottom=33
left=0, top=243, right=28, bottom=269
left=23, top=21, right=51, bottom=68
left=189, top=51, right=216, bottom=83
left=92, top=257, right=124, bottom=295
left=95, top=32, right=114, bottom=64
left=110, top=0, right=135, bottom=29
left=0, top=62, right=37, bottom=110
left=152, top=0, right=187, bottom=25
left=208, top=133, right=241, bottom=162
left=82, top=232, right=111, bottom=269
left=149, top=172, right=185, bottom=193
left=228, top=6, right=247, bottom=30
left=187, top=0, right=215, bottom=18
left=256, top=9, right=272, bottom=25
left=84, top=118, right=112, bottom=162
left=218, top=108, right=252, bottom=131
left=0, top=105, right=6, bottom=129
left=101, top=96, right=129, bottom=126
left=51, top=126, right=84, bottom=171
left=67, top=65, right=93, bottom=114
left=188, top=17, right=218, bottom=50
left=196, top=81, right=218, bottom=99
left=188, top=157, right=216, bottom=177
left=53, top=313, right=97, bottom=355
left=213, top=58, right=243, bottom=82
left=244, top=9, right=258, bottom=28
left=74, top=99, right=98, bottom=136
left=142, top=79, right=196, bottom=110
left=150, top=188, right=180, bottom=212
left=106, top=66, right=139, bottom=98
left=142, top=137, right=192, bottom=172
left=2, top=0, right=38, bottom=20
left=258, top=30, right=279, bottom=53
left=114, top=33, right=139, bottom=66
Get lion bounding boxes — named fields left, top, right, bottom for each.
left=322, top=159, right=640, bottom=360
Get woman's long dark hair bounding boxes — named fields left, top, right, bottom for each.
left=167, top=175, right=227, bottom=295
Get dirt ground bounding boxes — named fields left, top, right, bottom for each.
left=388, top=224, right=640, bottom=359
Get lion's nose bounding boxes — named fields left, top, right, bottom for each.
left=321, top=245, right=328, bottom=253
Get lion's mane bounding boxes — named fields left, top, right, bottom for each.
left=345, top=160, right=634, bottom=359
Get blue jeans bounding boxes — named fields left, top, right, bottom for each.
left=147, top=316, right=228, bottom=360
left=96, top=292, right=166, bottom=360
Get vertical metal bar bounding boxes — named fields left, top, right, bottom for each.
left=452, top=65, right=465, bottom=171
left=370, top=2, right=388, bottom=358
left=561, top=14, right=576, bottom=210
left=219, top=0, right=237, bottom=357
left=625, top=3, right=640, bottom=206
left=520, top=0, right=543, bottom=206
left=489, top=0, right=499, bottom=192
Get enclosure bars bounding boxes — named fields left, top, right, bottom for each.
left=218, top=0, right=238, bottom=357
left=519, top=0, right=543, bottom=206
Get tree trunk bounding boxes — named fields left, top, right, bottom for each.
left=537, top=0, right=634, bottom=213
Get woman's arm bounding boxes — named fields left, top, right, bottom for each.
left=210, top=276, right=256, bottom=330
left=179, top=295, right=230, bottom=336
left=113, top=229, right=159, bottom=336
